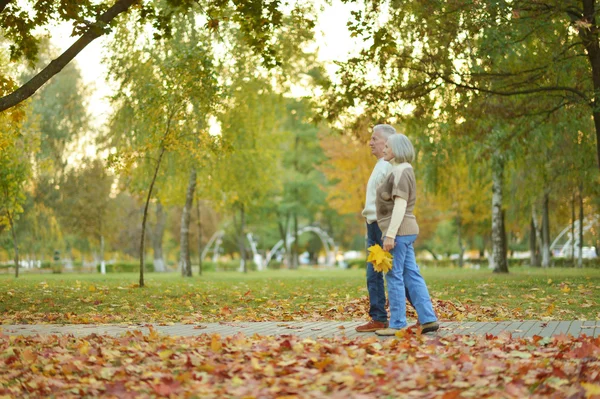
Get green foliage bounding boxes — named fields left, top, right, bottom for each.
left=0, top=103, right=38, bottom=231
left=58, top=159, right=114, bottom=245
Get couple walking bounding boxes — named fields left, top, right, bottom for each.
left=356, top=124, right=439, bottom=336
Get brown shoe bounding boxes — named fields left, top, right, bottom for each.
left=421, top=322, right=439, bottom=334
left=356, top=320, right=388, bottom=332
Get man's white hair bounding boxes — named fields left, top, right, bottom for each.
left=387, top=133, right=415, bottom=164
left=373, top=124, right=396, bottom=139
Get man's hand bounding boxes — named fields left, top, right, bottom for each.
left=383, top=237, right=395, bottom=252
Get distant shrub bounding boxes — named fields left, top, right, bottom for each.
left=347, top=258, right=366, bottom=269
left=267, top=260, right=282, bottom=270
left=96, top=262, right=155, bottom=273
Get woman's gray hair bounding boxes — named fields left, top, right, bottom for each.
left=387, top=133, right=415, bottom=164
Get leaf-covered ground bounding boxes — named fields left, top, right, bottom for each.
left=2, top=329, right=599, bottom=398
left=0, top=267, right=598, bottom=324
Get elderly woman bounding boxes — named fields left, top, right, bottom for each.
left=374, top=133, right=439, bottom=336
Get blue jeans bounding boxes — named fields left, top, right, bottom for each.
left=366, top=223, right=413, bottom=323
left=385, top=235, right=437, bottom=329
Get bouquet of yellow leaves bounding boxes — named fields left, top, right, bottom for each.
left=367, top=244, right=393, bottom=273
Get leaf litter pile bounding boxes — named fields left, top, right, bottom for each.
left=2, top=328, right=599, bottom=398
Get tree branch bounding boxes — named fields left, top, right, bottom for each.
left=0, top=0, right=11, bottom=14
left=0, top=0, right=138, bottom=112
left=438, top=74, right=590, bottom=104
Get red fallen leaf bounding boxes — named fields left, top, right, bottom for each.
left=105, top=381, right=128, bottom=396
left=280, top=339, right=293, bottom=350
left=150, top=379, right=181, bottom=396
left=569, top=341, right=600, bottom=359
left=220, top=306, right=232, bottom=316
left=442, top=390, right=462, bottom=399
left=551, top=366, right=568, bottom=378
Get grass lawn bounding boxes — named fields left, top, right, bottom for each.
left=0, top=266, right=598, bottom=324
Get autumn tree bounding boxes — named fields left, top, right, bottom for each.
left=58, top=159, right=114, bottom=273
left=105, top=12, right=219, bottom=286
left=0, top=103, right=38, bottom=277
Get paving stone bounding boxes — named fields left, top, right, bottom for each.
left=1, top=321, right=597, bottom=339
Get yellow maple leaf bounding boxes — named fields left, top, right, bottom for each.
left=367, top=244, right=393, bottom=273
left=582, top=382, right=600, bottom=398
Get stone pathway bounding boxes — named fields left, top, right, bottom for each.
left=2, top=320, right=599, bottom=339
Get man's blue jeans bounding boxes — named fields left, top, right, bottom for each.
left=386, top=234, right=437, bottom=329
left=366, top=222, right=387, bottom=322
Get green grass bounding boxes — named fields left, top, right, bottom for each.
left=0, top=266, right=598, bottom=324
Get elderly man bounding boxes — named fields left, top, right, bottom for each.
left=356, top=124, right=413, bottom=332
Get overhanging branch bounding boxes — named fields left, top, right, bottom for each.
left=0, top=0, right=138, bottom=112
left=439, top=75, right=590, bottom=104
left=0, top=0, right=11, bottom=14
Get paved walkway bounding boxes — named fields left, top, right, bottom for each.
left=2, top=321, right=599, bottom=339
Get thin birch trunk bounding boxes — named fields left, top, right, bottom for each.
left=196, top=197, right=203, bottom=276
left=7, top=210, right=19, bottom=278
left=140, top=146, right=166, bottom=288
left=456, top=214, right=465, bottom=268
left=180, top=169, right=197, bottom=277
left=571, top=192, right=576, bottom=266
left=529, top=208, right=539, bottom=267
left=491, top=151, right=508, bottom=273
left=532, top=205, right=543, bottom=266
left=292, top=212, right=299, bottom=269
left=99, top=234, right=106, bottom=274
left=541, top=191, right=551, bottom=268
left=237, top=204, right=247, bottom=273
left=578, top=183, right=584, bottom=268
left=152, top=201, right=167, bottom=272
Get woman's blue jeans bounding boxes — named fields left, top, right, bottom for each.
left=386, top=234, right=437, bottom=329
left=366, top=223, right=413, bottom=323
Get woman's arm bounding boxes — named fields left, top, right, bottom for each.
left=382, top=197, right=407, bottom=251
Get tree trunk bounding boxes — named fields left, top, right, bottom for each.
left=532, top=205, right=543, bottom=266
left=571, top=192, right=576, bottom=266
left=529, top=208, right=539, bottom=267
left=578, top=0, right=600, bottom=170
left=152, top=201, right=167, bottom=272
left=500, top=209, right=508, bottom=267
left=541, top=191, right=551, bottom=268
left=292, top=212, right=299, bottom=269
left=237, top=204, right=247, bottom=273
left=140, top=146, right=166, bottom=288
left=578, top=183, right=584, bottom=268
left=277, top=212, right=291, bottom=268
left=456, top=214, right=465, bottom=267
left=196, top=197, right=203, bottom=276
left=7, top=210, right=19, bottom=278
left=180, top=169, right=197, bottom=277
left=491, top=151, right=508, bottom=273
left=99, top=234, right=106, bottom=274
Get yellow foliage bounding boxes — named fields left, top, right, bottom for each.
left=318, top=132, right=373, bottom=215
left=367, top=244, right=393, bottom=273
